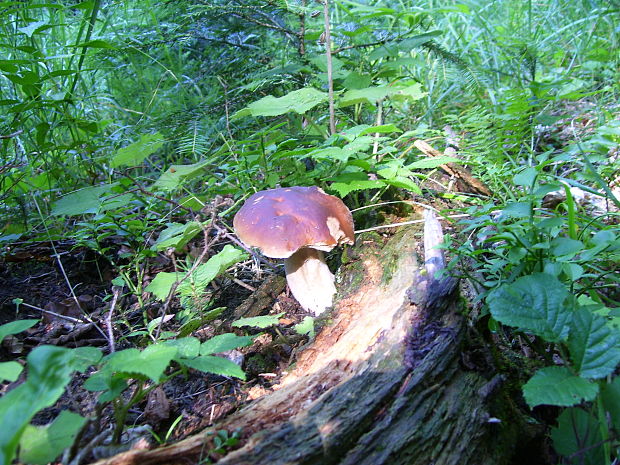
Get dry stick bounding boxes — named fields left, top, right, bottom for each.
left=322, top=0, right=336, bottom=135
left=106, top=287, right=121, bottom=353
left=0, top=129, right=23, bottom=139
left=354, top=213, right=470, bottom=234
left=19, top=301, right=85, bottom=324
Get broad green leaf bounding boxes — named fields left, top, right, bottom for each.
left=200, top=333, right=253, bottom=355
left=110, top=133, right=164, bottom=168
left=391, top=82, right=426, bottom=101
left=0, top=319, right=38, bottom=344
left=73, top=39, right=116, bottom=49
left=522, top=366, right=598, bottom=408
left=177, top=307, right=226, bottom=337
left=551, top=407, right=604, bottom=465
left=308, top=147, right=348, bottom=163
left=550, top=237, right=584, bottom=259
left=233, top=87, right=327, bottom=118
left=294, top=316, right=315, bottom=338
left=18, top=411, right=87, bottom=465
left=146, top=271, right=181, bottom=300
left=339, top=86, right=391, bottom=107
left=51, top=184, right=114, bottom=216
left=178, top=246, right=248, bottom=297
left=0, top=361, right=23, bottom=382
left=105, top=344, right=177, bottom=383
left=0, top=345, right=98, bottom=464
left=357, top=124, right=401, bottom=136
left=513, top=167, right=537, bottom=187
left=163, top=337, right=201, bottom=359
left=330, top=179, right=385, bottom=197
left=568, top=307, right=620, bottom=379
left=151, top=160, right=210, bottom=191
left=343, top=71, right=371, bottom=90
left=152, top=222, right=202, bottom=251
left=181, top=355, right=245, bottom=380
left=487, top=273, right=573, bottom=342
left=382, top=176, right=422, bottom=194
left=407, top=156, right=461, bottom=169
left=232, top=313, right=284, bottom=329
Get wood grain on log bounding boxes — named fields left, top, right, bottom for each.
left=92, top=227, right=520, bottom=465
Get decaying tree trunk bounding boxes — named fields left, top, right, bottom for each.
left=93, top=220, right=530, bottom=465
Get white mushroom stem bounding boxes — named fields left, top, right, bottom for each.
left=284, top=248, right=336, bottom=316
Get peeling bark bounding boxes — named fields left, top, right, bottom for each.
left=92, top=227, right=527, bottom=465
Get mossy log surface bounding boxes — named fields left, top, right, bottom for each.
left=93, top=227, right=521, bottom=465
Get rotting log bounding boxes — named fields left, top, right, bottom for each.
left=92, top=222, right=531, bottom=465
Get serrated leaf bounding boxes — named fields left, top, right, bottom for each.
left=308, top=147, right=348, bottom=163
left=568, top=307, right=620, bottom=379
left=104, top=344, right=177, bottom=383
left=178, top=245, right=247, bottom=297
left=0, top=319, right=39, bottom=344
left=487, top=273, right=573, bottom=342
left=339, top=86, right=391, bottom=107
left=151, top=160, right=210, bottom=191
left=51, top=184, right=114, bottom=216
left=152, top=222, right=202, bottom=251
left=0, top=362, right=23, bottom=382
left=523, top=366, right=598, bottom=408
left=181, top=355, right=245, bottom=380
left=163, top=337, right=200, bottom=359
left=110, top=133, right=164, bottom=168
left=145, top=271, right=181, bottom=301
left=233, top=87, right=327, bottom=118
left=407, top=156, right=461, bottom=169
left=551, top=407, right=604, bottom=465
left=200, top=333, right=253, bottom=355
left=329, top=179, right=385, bottom=197
left=232, top=313, right=284, bottom=329
left=18, top=411, right=87, bottom=465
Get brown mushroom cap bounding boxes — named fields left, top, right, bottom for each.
left=233, top=186, right=354, bottom=258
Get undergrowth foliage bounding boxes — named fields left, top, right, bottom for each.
left=0, top=0, right=619, bottom=464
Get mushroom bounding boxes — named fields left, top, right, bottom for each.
left=233, top=186, right=354, bottom=315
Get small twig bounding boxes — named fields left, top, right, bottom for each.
left=223, top=272, right=256, bottom=292
left=18, top=301, right=85, bottom=324
left=322, top=0, right=336, bottom=135
left=0, top=129, right=23, bottom=139
left=106, top=287, right=121, bottom=353
left=354, top=213, right=470, bottom=234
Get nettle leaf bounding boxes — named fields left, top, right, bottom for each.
left=164, top=337, right=201, bottom=359
left=233, top=87, right=327, bottom=118
left=568, top=307, right=620, bottom=379
left=178, top=245, right=248, bottom=297
left=232, top=313, right=284, bottom=329
left=145, top=271, right=181, bottom=301
left=523, top=366, right=598, bottom=408
left=18, top=411, right=87, bottom=465
left=200, top=333, right=253, bottom=355
left=330, top=180, right=385, bottom=197
left=152, top=221, right=202, bottom=252
left=110, top=133, right=164, bottom=168
left=181, top=355, right=246, bottom=380
left=104, top=344, right=177, bottom=383
left=0, top=319, right=39, bottom=344
left=487, top=273, right=573, bottom=342
left=152, top=160, right=210, bottom=191
left=51, top=184, right=114, bottom=216
left=339, top=86, right=391, bottom=107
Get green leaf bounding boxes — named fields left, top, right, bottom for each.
left=163, top=337, right=201, bottom=359
left=181, top=355, right=245, bottom=380
left=487, top=273, right=573, bottom=342
left=110, top=133, right=164, bottom=168
left=232, top=313, right=284, bottom=329
left=104, top=344, right=177, bottom=383
left=357, top=124, right=402, bottom=136
left=551, top=407, right=604, bottom=465
left=339, top=86, right=391, bottom=107
left=329, top=180, right=385, bottom=197
left=73, top=39, right=116, bottom=49
left=18, top=411, right=87, bottom=465
left=522, top=366, right=598, bottom=408
left=178, top=246, right=248, bottom=297
left=308, top=147, right=348, bottom=163
left=601, top=376, right=620, bottom=431
left=200, top=333, right=253, bottom=355
left=151, top=160, right=210, bottom=191
left=0, top=361, right=23, bottom=382
left=407, top=156, right=461, bottom=169
left=550, top=237, right=584, bottom=259
left=51, top=184, right=115, bottom=216
left=390, top=82, right=426, bottom=101
left=233, top=87, right=327, bottom=118
left=146, top=271, right=181, bottom=300
left=0, top=319, right=39, bottom=344
left=0, top=346, right=99, bottom=464
left=152, top=222, right=202, bottom=252
left=568, top=307, right=620, bottom=379
left=513, top=167, right=538, bottom=187
left=294, top=316, right=315, bottom=338
left=18, top=21, right=47, bottom=38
